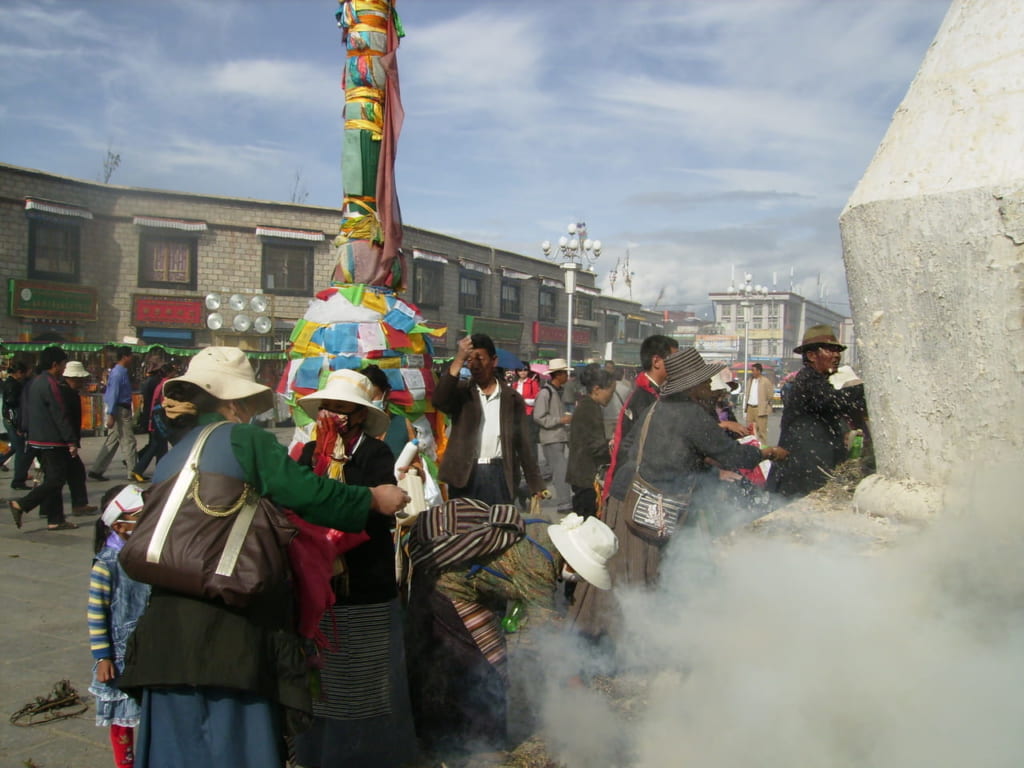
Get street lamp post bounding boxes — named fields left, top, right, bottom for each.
left=727, top=272, right=768, bottom=397
left=541, top=221, right=601, bottom=370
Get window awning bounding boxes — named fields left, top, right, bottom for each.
left=413, top=249, right=448, bottom=264
left=577, top=286, right=600, bottom=296
left=627, top=314, right=646, bottom=321
left=134, top=216, right=207, bottom=232
left=501, top=268, right=531, bottom=280
left=541, top=278, right=563, bottom=289
left=24, top=198, right=92, bottom=220
left=255, top=226, right=325, bottom=241
left=459, top=260, right=492, bottom=275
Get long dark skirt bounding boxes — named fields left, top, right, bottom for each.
left=406, top=584, right=508, bottom=755
left=294, top=599, right=418, bottom=768
left=135, top=686, right=282, bottom=768
left=568, top=495, right=664, bottom=641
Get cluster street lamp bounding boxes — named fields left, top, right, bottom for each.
left=541, top=222, right=601, bottom=370
left=727, top=273, right=769, bottom=397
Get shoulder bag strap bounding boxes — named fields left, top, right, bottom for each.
left=633, top=401, right=659, bottom=473
left=145, top=421, right=228, bottom=564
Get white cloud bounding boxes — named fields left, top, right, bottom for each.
left=209, top=59, right=337, bottom=106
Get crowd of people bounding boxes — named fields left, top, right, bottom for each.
left=0, top=325, right=868, bottom=767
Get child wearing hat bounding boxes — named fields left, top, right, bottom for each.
left=87, top=485, right=151, bottom=768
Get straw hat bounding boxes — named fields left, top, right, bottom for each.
left=659, top=347, right=726, bottom=397
left=63, top=361, right=90, bottom=378
left=546, top=358, right=571, bottom=373
left=101, top=485, right=145, bottom=526
left=710, top=371, right=739, bottom=393
left=547, top=513, right=619, bottom=590
left=172, top=347, right=274, bottom=413
left=793, top=325, right=846, bottom=354
left=298, top=370, right=390, bottom=436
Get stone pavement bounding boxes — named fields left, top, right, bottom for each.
left=0, top=425, right=565, bottom=768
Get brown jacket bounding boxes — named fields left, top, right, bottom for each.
left=746, top=374, right=774, bottom=417
left=432, top=372, right=544, bottom=498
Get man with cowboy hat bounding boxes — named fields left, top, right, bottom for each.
left=768, top=325, right=868, bottom=498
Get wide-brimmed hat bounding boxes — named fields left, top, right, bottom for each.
left=101, top=485, right=145, bottom=526
left=660, top=347, right=726, bottom=397
left=546, top=358, right=571, bottom=374
left=710, top=372, right=739, bottom=393
left=298, top=369, right=390, bottom=436
left=794, top=325, right=846, bottom=354
left=63, top=361, right=90, bottom=378
left=548, top=513, right=618, bottom=590
left=172, top=347, right=274, bottom=413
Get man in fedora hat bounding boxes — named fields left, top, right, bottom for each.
left=433, top=334, right=545, bottom=506
left=533, top=358, right=573, bottom=513
left=768, top=325, right=867, bottom=498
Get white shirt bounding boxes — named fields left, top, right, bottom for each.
left=477, top=384, right=502, bottom=460
left=747, top=377, right=760, bottom=407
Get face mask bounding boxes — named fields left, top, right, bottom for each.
left=371, top=399, right=386, bottom=411
left=561, top=565, right=581, bottom=583
left=319, top=409, right=350, bottom=433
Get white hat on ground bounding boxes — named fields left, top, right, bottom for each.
left=548, top=513, right=618, bottom=590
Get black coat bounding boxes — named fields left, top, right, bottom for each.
left=769, top=366, right=867, bottom=497
left=299, top=435, right=397, bottom=605
left=566, top=397, right=610, bottom=488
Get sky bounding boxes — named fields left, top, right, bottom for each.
left=0, top=0, right=951, bottom=317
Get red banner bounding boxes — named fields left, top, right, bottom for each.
left=532, top=322, right=590, bottom=345
left=133, top=295, right=205, bottom=328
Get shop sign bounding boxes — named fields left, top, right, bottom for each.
left=532, top=322, right=591, bottom=346
left=132, top=295, right=205, bottom=328
left=696, top=334, right=739, bottom=353
left=8, top=279, right=98, bottom=321
left=465, top=316, right=523, bottom=342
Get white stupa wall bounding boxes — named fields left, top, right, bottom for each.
left=841, top=0, right=1024, bottom=497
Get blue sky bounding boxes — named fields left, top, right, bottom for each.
left=0, top=0, right=950, bottom=316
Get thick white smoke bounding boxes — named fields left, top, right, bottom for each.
left=534, top=466, right=1024, bottom=767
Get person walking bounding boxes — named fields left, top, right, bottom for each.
left=9, top=346, right=78, bottom=531
left=62, top=360, right=98, bottom=515
left=130, top=361, right=173, bottom=481
left=90, top=346, right=139, bottom=483
left=2, top=361, right=31, bottom=490
left=744, top=362, right=773, bottom=443
left=533, top=359, right=573, bottom=514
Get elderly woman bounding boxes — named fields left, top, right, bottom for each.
left=571, top=347, right=787, bottom=640
left=291, top=370, right=418, bottom=768
left=117, top=348, right=408, bottom=768
left=406, top=510, right=618, bottom=757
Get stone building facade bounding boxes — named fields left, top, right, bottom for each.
left=0, top=162, right=664, bottom=366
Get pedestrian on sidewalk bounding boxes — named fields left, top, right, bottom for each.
left=90, top=346, right=139, bottom=482
left=88, top=484, right=150, bottom=768
left=533, top=359, right=573, bottom=514
left=9, top=345, right=78, bottom=531
left=130, top=360, right=174, bottom=481
left=2, top=361, right=32, bottom=489
left=62, top=360, right=98, bottom=516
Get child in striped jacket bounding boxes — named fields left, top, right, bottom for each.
left=87, top=485, right=150, bottom=768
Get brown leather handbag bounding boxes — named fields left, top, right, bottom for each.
left=119, top=422, right=296, bottom=607
left=623, top=404, right=696, bottom=543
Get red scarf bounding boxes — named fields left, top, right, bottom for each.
left=601, top=372, right=659, bottom=502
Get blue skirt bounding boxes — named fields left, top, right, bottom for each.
left=135, top=687, right=282, bottom=768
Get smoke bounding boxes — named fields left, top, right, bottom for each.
left=533, top=466, right=1024, bottom=767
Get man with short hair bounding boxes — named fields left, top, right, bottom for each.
left=89, top=345, right=139, bottom=482
left=433, top=334, right=545, bottom=505
left=9, top=346, right=78, bottom=530
left=745, top=363, right=773, bottom=443
left=533, top=359, right=573, bottom=514
left=602, top=334, right=679, bottom=498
